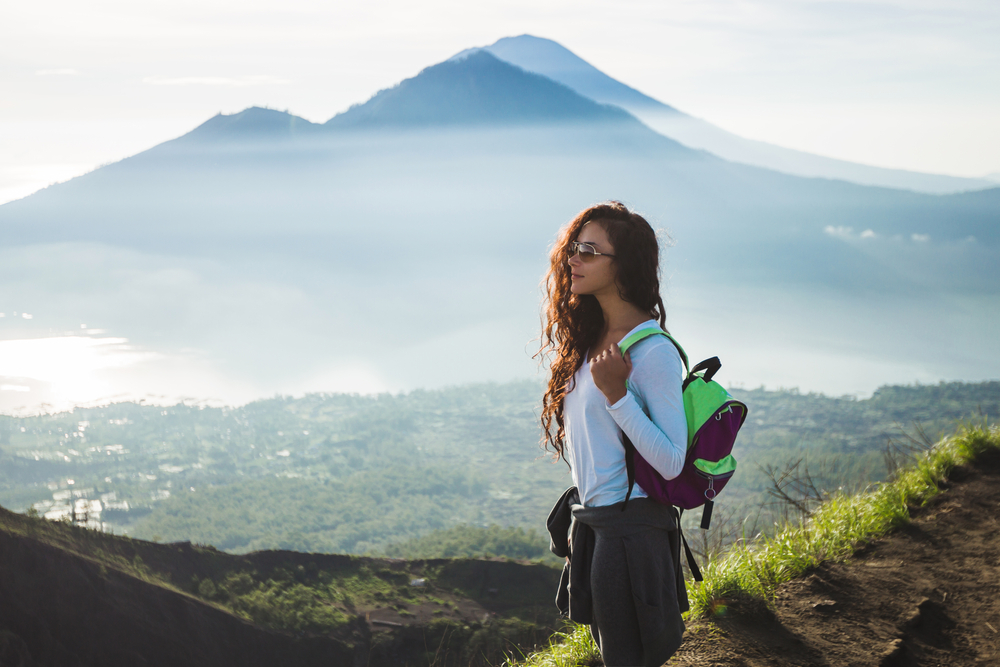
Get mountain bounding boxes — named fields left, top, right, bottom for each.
left=1, top=43, right=998, bottom=409
left=181, top=106, right=322, bottom=143
left=0, top=52, right=707, bottom=248
left=468, top=35, right=994, bottom=195
left=449, top=38, right=677, bottom=115
left=173, top=51, right=639, bottom=139
left=327, top=50, right=637, bottom=128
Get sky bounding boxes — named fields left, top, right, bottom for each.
left=2, top=0, right=999, bottom=206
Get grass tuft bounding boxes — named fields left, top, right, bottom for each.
left=504, top=624, right=600, bottom=667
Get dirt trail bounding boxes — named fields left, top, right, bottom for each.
left=670, top=450, right=1000, bottom=666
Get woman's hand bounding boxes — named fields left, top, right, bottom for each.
left=590, top=344, right=632, bottom=405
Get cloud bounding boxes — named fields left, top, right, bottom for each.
left=35, top=68, right=79, bottom=76
left=828, top=227, right=937, bottom=244
left=824, top=225, right=853, bottom=238
left=825, top=227, right=881, bottom=241
left=141, top=75, right=290, bottom=87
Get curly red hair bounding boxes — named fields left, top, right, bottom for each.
left=537, top=201, right=667, bottom=460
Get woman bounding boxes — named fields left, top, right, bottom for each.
left=540, top=201, right=687, bottom=667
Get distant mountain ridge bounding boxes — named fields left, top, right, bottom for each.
left=4, top=42, right=996, bottom=253
left=327, top=50, right=638, bottom=128
left=172, top=50, right=647, bottom=145
left=180, top=106, right=321, bottom=143
left=465, top=35, right=993, bottom=194
left=449, top=38, right=679, bottom=115
left=168, top=36, right=998, bottom=195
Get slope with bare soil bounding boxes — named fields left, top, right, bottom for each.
left=671, top=449, right=1000, bottom=666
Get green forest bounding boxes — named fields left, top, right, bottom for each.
left=1, top=380, right=997, bottom=559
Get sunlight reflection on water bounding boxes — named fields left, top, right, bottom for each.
left=0, top=335, right=156, bottom=413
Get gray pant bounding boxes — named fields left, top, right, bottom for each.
left=574, top=499, right=685, bottom=667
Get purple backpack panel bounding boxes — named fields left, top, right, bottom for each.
left=633, top=403, right=744, bottom=510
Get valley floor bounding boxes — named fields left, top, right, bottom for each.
left=670, top=450, right=1000, bottom=666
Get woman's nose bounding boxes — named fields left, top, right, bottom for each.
left=567, top=252, right=581, bottom=266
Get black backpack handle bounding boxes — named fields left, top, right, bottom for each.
left=682, top=357, right=721, bottom=389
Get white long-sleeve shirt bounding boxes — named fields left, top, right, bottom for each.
left=564, top=320, right=688, bottom=507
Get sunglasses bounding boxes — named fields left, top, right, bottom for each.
left=569, top=241, right=616, bottom=261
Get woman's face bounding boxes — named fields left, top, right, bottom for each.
left=568, top=222, right=618, bottom=297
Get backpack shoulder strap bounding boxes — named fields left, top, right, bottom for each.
left=618, top=327, right=690, bottom=374
left=618, top=326, right=689, bottom=512
left=622, top=435, right=636, bottom=513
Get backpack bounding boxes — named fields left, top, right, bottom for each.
left=618, top=327, right=748, bottom=579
